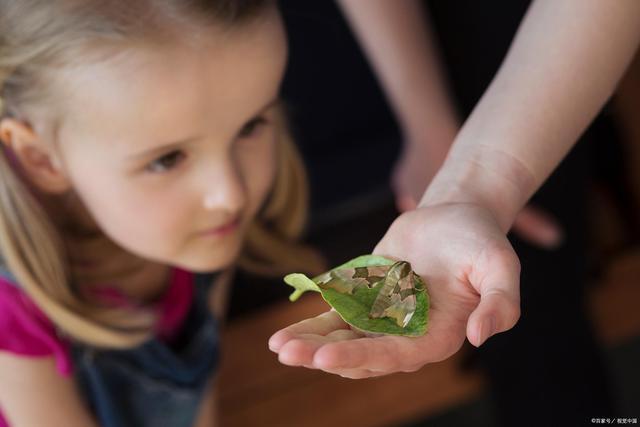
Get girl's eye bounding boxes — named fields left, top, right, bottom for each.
left=238, top=117, right=268, bottom=139
left=146, top=150, right=185, bottom=173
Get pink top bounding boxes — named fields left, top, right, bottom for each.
left=0, top=268, right=196, bottom=426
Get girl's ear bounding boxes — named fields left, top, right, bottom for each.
left=0, top=118, right=71, bottom=194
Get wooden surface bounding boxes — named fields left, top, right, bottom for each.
left=218, top=252, right=640, bottom=427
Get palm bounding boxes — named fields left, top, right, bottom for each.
left=269, top=204, right=521, bottom=378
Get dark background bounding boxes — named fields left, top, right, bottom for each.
left=227, top=2, right=640, bottom=426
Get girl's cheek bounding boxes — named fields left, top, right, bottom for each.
left=129, top=187, right=187, bottom=228
left=242, top=137, right=277, bottom=211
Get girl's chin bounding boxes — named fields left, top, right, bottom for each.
left=176, top=248, right=241, bottom=273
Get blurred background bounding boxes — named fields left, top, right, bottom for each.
left=219, top=1, right=640, bottom=426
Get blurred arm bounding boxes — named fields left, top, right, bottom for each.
left=337, top=0, right=458, bottom=142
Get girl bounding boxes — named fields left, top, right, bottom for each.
left=0, top=0, right=321, bottom=425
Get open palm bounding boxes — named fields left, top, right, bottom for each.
left=269, top=203, right=521, bottom=378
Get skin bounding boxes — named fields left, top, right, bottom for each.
left=0, top=7, right=287, bottom=426
left=338, top=0, right=563, bottom=249
left=1, top=9, right=287, bottom=293
left=269, top=0, right=640, bottom=379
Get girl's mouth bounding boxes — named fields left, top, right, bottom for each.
left=200, top=217, right=240, bottom=237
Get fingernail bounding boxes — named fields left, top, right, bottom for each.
left=478, top=316, right=496, bottom=346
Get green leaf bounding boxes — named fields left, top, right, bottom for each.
left=285, top=273, right=321, bottom=301
left=284, top=254, right=429, bottom=337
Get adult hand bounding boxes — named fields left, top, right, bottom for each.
left=269, top=202, right=521, bottom=378
left=392, top=141, right=563, bottom=249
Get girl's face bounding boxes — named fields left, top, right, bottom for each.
left=50, top=11, right=287, bottom=271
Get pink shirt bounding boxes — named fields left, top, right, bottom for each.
left=0, top=268, right=196, bottom=426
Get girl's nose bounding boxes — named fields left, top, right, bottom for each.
left=201, top=163, right=247, bottom=213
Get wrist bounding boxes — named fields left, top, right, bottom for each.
left=418, top=144, right=536, bottom=233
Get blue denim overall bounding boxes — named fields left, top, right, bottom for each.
left=0, top=266, right=220, bottom=427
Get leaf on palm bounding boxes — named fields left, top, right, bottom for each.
left=285, top=255, right=429, bottom=336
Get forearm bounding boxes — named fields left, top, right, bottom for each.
left=421, top=0, right=640, bottom=231
left=337, top=0, right=458, bottom=139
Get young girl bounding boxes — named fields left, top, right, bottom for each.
left=0, top=1, right=321, bottom=425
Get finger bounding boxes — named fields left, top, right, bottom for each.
left=320, top=361, right=421, bottom=378
left=277, top=329, right=363, bottom=367
left=277, top=336, right=327, bottom=367
left=318, top=367, right=385, bottom=379
left=311, top=299, right=468, bottom=372
left=467, top=245, right=521, bottom=347
left=325, top=329, right=365, bottom=341
left=268, top=310, right=348, bottom=352
left=512, top=205, right=563, bottom=249
left=312, top=335, right=429, bottom=372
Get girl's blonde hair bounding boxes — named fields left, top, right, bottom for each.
left=0, top=0, right=325, bottom=349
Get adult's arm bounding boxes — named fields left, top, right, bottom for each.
left=337, top=0, right=458, bottom=146
left=424, top=0, right=640, bottom=229
left=337, top=0, right=457, bottom=214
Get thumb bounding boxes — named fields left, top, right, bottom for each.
left=466, top=246, right=522, bottom=347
